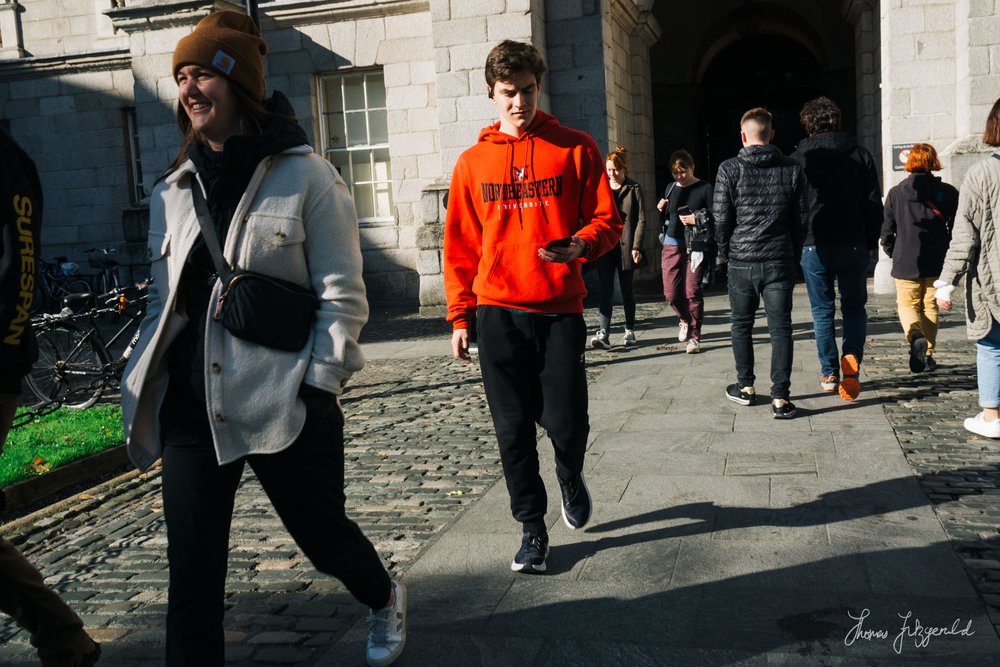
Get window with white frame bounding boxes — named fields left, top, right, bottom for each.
left=317, top=70, right=394, bottom=224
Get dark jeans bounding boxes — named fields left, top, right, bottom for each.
left=727, top=259, right=796, bottom=400
left=476, top=306, right=589, bottom=535
left=800, top=243, right=870, bottom=377
left=594, top=249, right=635, bottom=332
left=159, top=386, right=391, bottom=666
left=661, top=244, right=706, bottom=340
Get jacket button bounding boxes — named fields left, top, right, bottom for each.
left=275, top=232, right=286, bottom=240
left=211, top=363, right=221, bottom=374
left=214, top=413, right=225, bottom=422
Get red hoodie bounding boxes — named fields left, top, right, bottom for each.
left=444, top=110, right=622, bottom=329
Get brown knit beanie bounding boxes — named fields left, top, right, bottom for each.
left=172, top=11, right=268, bottom=100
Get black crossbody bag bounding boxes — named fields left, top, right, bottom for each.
left=191, top=184, right=319, bottom=352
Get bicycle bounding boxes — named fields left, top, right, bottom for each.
left=25, top=280, right=149, bottom=410
left=84, top=247, right=120, bottom=295
left=35, top=257, right=91, bottom=313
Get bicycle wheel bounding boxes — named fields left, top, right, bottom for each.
left=25, top=322, right=110, bottom=409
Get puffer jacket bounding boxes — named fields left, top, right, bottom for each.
left=121, top=146, right=368, bottom=471
left=938, top=154, right=1000, bottom=341
left=614, top=178, right=646, bottom=270
left=790, top=132, right=883, bottom=248
left=713, top=144, right=807, bottom=263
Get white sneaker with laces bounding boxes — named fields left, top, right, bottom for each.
left=623, top=329, right=636, bottom=347
left=964, top=412, right=1000, bottom=439
left=366, top=580, right=406, bottom=667
left=686, top=339, right=700, bottom=354
left=678, top=322, right=689, bottom=342
left=591, top=330, right=611, bottom=350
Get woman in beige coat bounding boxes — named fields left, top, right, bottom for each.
left=119, top=12, right=405, bottom=666
left=936, top=97, right=1000, bottom=439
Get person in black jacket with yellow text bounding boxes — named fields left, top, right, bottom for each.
left=714, top=108, right=807, bottom=419
left=0, top=128, right=102, bottom=666
left=791, top=97, right=883, bottom=401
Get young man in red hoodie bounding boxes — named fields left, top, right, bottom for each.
left=444, top=40, right=622, bottom=573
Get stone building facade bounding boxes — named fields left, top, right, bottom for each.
left=0, top=0, right=997, bottom=306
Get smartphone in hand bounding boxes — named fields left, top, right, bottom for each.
left=677, top=205, right=692, bottom=216
left=545, top=237, right=573, bottom=250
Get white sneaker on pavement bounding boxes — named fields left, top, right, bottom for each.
left=964, top=412, right=1000, bottom=439
left=366, top=580, right=406, bottom=667
left=678, top=322, right=689, bottom=342
left=623, top=329, right=636, bottom=347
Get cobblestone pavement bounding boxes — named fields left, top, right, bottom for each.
left=2, top=292, right=998, bottom=663
left=862, top=292, right=1000, bottom=634
left=0, top=301, right=665, bottom=665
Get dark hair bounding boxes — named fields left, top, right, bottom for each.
left=799, top=96, right=841, bottom=136
left=740, top=108, right=772, bottom=141
left=606, top=145, right=629, bottom=173
left=166, top=79, right=277, bottom=173
left=905, top=143, right=942, bottom=172
left=485, top=40, right=547, bottom=90
left=984, top=97, right=1000, bottom=147
left=669, top=149, right=694, bottom=173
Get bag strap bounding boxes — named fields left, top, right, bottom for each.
left=190, top=181, right=233, bottom=282
left=925, top=199, right=944, bottom=220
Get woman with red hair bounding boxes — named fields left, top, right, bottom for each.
left=880, top=143, right=958, bottom=372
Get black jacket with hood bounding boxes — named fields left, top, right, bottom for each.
left=713, top=143, right=807, bottom=263
left=880, top=171, right=959, bottom=280
left=0, top=128, right=41, bottom=391
left=790, top=132, right=883, bottom=249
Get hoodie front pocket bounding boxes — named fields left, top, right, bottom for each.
left=479, top=242, right=574, bottom=306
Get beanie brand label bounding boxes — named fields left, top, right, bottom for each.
left=212, top=50, right=236, bottom=75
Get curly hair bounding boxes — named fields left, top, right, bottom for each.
left=799, top=97, right=842, bottom=136
left=905, top=143, right=941, bottom=172
left=606, top=145, right=629, bottom=173
left=485, top=40, right=547, bottom=90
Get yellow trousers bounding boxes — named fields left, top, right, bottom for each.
left=895, top=277, right=939, bottom=355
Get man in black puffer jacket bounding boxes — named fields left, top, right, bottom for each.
left=714, top=107, right=807, bottom=419
left=790, top=97, right=883, bottom=401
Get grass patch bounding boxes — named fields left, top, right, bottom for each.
left=0, top=405, right=124, bottom=489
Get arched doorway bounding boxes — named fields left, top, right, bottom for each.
left=700, top=34, right=835, bottom=176
left=649, top=1, right=857, bottom=192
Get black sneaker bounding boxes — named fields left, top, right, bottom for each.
left=925, top=356, right=937, bottom=372
left=909, top=336, right=928, bottom=373
left=726, top=383, right=756, bottom=406
left=558, top=472, right=592, bottom=529
left=771, top=399, right=797, bottom=419
left=511, top=532, right=549, bottom=573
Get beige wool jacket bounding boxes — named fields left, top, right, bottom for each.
left=939, top=153, right=1000, bottom=341
left=121, top=146, right=368, bottom=471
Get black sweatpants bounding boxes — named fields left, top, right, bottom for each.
left=476, top=305, right=590, bottom=535
left=159, top=385, right=391, bottom=666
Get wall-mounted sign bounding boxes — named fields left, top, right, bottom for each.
left=892, top=143, right=916, bottom=171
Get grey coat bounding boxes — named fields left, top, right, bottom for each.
left=613, top=178, right=646, bottom=270
left=939, top=154, right=1000, bottom=341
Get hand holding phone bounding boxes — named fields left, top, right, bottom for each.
left=545, top=237, right=573, bottom=250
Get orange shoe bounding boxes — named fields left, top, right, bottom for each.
left=838, top=354, right=860, bottom=400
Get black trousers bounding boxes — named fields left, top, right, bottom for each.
left=476, top=306, right=589, bottom=535
left=727, top=259, right=796, bottom=400
left=159, top=385, right=391, bottom=666
left=594, top=250, right=636, bottom=332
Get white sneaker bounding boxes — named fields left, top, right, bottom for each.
left=623, top=329, right=636, bottom=347
left=366, top=580, right=406, bottom=667
left=686, top=339, right=700, bottom=354
left=964, top=412, right=1000, bottom=439
left=678, top=322, right=689, bottom=342
left=591, top=330, right=611, bottom=350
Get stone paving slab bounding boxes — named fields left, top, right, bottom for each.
left=2, top=292, right=1000, bottom=664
